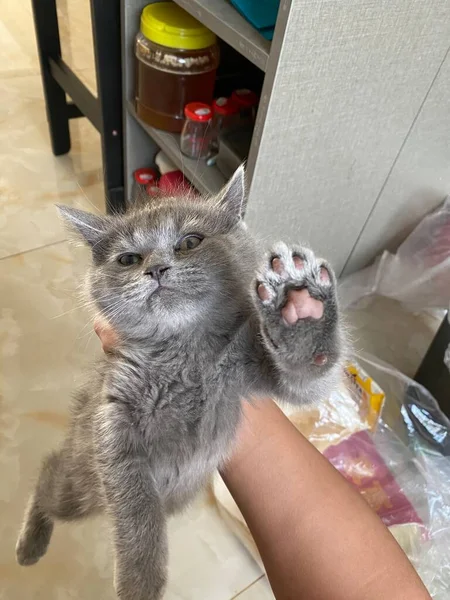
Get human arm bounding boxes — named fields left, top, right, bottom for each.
left=221, top=399, right=431, bottom=600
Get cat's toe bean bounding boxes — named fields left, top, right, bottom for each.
left=293, top=256, right=304, bottom=270
left=319, top=265, right=331, bottom=283
left=271, top=257, right=285, bottom=275
left=257, top=283, right=271, bottom=302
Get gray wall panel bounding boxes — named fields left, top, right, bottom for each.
left=246, top=0, right=450, bottom=274
left=343, top=49, right=450, bottom=274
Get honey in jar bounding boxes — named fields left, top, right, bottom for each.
left=135, top=3, right=220, bottom=133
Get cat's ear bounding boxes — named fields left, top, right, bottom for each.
left=57, top=205, right=110, bottom=246
left=217, top=165, right=246, bottom=225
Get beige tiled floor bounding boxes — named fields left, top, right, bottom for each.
left=0, top=2, right=440, bottom=599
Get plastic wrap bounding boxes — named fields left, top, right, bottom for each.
left=358, top=355, right=450, bottom=597
left=339, top=196, right=450, bottom=312
left=445, top=311, right=450, bottom=373
left=213, top=357, right=450, bottom=598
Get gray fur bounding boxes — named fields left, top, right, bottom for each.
left=16, top=167, right=345, bottom=599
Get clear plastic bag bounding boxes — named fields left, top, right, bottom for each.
left=339, top=196, right=450, bottom=312
left=358, top=354, right=450, bottom=598
left=445, top=311, right=450, bottom=373
left=212, top=356, right=450, bottom=597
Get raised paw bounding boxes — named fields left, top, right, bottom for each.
left=255, top=243, right=341, bottom=371
left=256, top=243, right=335, bottom=325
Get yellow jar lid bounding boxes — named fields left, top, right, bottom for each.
left=140, top=3, right=216, bottom=50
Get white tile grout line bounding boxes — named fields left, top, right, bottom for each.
left=0, top=238, right=68, bottom=262
left=230, top=575, right=266, bottom=599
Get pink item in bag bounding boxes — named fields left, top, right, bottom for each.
left=324, top=430, right=422, bottom=528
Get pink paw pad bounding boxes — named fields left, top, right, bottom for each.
left=313, top=353, right=328, bottom=366
left=271, top=257, right=284, bottom=275
left=293, top=256, right=304, bottom=270
left=320, top=266, right=330, bottom=282
left=257, top=284, right=271, bottom=302
left=281, top=288, right=324, bottom=325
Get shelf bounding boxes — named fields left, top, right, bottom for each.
left=127, top=101, right=227, bottom=196
left=173, top=0, right=271, bottom=72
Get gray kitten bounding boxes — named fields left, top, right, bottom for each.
left=16, top=167, right=345, bottom=599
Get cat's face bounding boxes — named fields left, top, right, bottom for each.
left=59, top=167, right=254, bottom=338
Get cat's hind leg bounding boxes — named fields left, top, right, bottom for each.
left=16, top=451, right=61, bottom=565
left=16, top=448, right=100, bottom=566
left=255, top=243, right=345, bottom=403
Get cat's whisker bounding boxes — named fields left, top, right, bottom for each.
left=75, top=319, right=97, bottom=341
left=50, top=305, right=93, bottom=320
left=82, top=329, right=97, bottom=352
left=51, top=290, right=134, bottom=319
left=74, top=179, right=102, bottom=215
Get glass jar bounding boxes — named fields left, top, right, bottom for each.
left=180, top=102, right=213, bottom=159
left=132, top=167, right=157, bottom=202
left=135, top=3, right=220, bottom=133
left=231, top=88, right=259, bottom=128
left=212, top=97, right=240, bottom=132
left=208, top=97, right=240, bottom=157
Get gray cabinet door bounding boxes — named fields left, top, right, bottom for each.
left=246, top=0, right=450, bottom=275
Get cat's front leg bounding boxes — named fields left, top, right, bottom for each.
left=255, top=243, right=345, bottom=403
left=95, top=402, right=167, bottom=600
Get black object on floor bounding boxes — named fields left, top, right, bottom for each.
left=31, top=0, right=125, bottom=214
left=414, top=317, right=450, bottom=418
left=403, top=384, right=450, bottom=456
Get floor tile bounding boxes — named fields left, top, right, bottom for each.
left=0, top=74, right=105, bottom=259
left=345, top=296, right=440, bottom=378
left=57, top=0, right=97, bottom=94
left=0, top=0, right=96, bottom=90
left=0, top=1, right=39, bottom=78
left=166, top=498, right=262, bottom=600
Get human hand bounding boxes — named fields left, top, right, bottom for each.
left=94, top=318, right=119, bottom=352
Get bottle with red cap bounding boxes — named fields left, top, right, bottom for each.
left=207, top=97, right=240, bottom=161
left=231, top=88, right=258, bottom=127
left=212, top=97, right=240, bottom=132
left=180, top=102, right=214, bottom=159
left=132, top=167, right=158, bottom=201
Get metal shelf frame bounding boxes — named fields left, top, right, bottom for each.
left=172, top=0, right=271, bottom=72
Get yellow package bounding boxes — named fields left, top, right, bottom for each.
left=345, top=361, right=385, bottom=430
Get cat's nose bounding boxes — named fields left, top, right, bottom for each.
left=145, top=264, right=171, bottom=280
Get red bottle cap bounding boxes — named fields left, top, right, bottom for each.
left=212, top=97, right=239, bottom=116
left=134, top=168, right=157, bottom=185
left=231, top=89, right=258, bottom=108
left=184, top=102, right=212, bottom=122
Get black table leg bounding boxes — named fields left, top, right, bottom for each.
left=90, top=0, right=125, bottom=213
left=31, top=0, right=71, bottom=156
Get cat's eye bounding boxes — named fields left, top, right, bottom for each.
left=117, top=253, right=142, bottom=266
left=176, top=235, right=203, bottom=252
